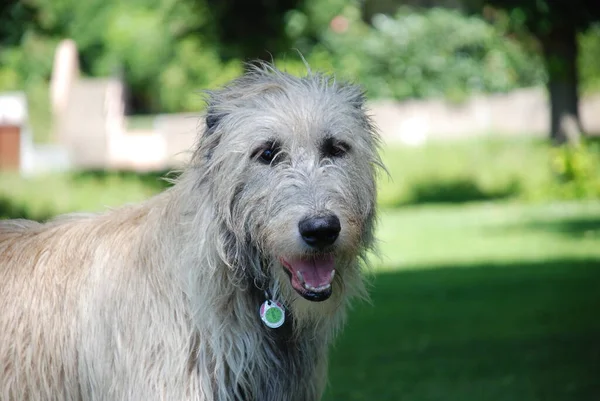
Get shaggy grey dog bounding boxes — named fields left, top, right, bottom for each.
left=0, top=64, right=382, bottom=401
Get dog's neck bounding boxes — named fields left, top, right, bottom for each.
left=178, top=248, right=332, bottom=400
left=145, top=183, right=346, bottom=400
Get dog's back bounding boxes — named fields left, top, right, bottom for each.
left=1, top=217, right=88, bottom=400
left=0, top=209, right=187, bottom=401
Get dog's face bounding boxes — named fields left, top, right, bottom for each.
left=196, top=66, right=381, bottom=315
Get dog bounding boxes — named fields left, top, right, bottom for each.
left=0, top=64, right=382, bottom=401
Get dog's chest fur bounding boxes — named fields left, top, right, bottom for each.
left=191, top=286, right=328, bottom=401
left=243, top=327, right=323, bottom=401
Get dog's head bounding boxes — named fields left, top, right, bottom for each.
left=193, top=64, right=382, bottom=320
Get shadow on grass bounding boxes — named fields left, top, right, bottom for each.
left=403, top=178, right=520, bottom=205
left=523, top=218, right=600, bottom=238
left=492, top=216, right=600, bottom=239
left=325, top=258, right=600, bottom=401
left=70, top=169, right=179, bottom=192
left=0, top=196, right=53, bottom=221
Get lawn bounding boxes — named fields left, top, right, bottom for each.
left=324, top=201, right=600, bottom=401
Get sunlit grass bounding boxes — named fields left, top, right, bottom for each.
left=326, top=201, right=600, bottom=401
left=377, top=137, right=586, bottom=207
left=0, top=171, right=168, bottom=220
left=376, top=201, right=600, bottom=270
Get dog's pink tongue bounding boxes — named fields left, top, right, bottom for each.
left=291, top=255, right=335, bottom=287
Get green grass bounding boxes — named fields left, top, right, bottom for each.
left=377, top=137, right=600, bottom=207
left=324, top=201, right=600, bottom=401
left=376, top=201, right=600, bottom=268
left=377, top=137, right=551, bottom=207
left=0, top=170, right=172, bottom=220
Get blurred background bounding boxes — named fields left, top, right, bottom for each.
left=1, top=0, right=599, bottom=399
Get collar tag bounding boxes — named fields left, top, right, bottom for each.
left=260, top=299, right=285, bottom=329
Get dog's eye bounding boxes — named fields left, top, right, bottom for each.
left=329, top=143, right=348, bottom=157
left=259, top=148, right=276, bottom=163
left=322, top=137, right=350, bottom=158
left=252, top=142, right=281, bottom=165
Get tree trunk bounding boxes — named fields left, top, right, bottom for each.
left=540, top=26, right=585, bottom=144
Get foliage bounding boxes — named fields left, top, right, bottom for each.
left=579, top=23, right=600, bottom=93
left=0, top=0, right=548, bottom=116
left=281, top=6, right=547, bottom=102
left=89, top=1, right=244, bottom=112
left=485, top=0, right=600, bottom=37
left=0, top=0, right=242, bottom=114
left=2, top=0, right=600, bottom=132
left=0, top=31, right=57, bottom=141
left=368, top=8, right=545, bottom=99
left=481, top=0, right=600, bottom=141
left=205, top=0, right=301, bottom=61
left=549, top=139, right=600, bottom=199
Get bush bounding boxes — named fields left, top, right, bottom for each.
left=296, top=6, right=547, bottom=102
left=548, top=140, right=600, bottom=199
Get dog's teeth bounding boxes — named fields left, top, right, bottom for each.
left=296, top=271, right=304, bottom=283
left=302, top=282, right=331, bottom=292
left=330, top=270, right=336, bottom=280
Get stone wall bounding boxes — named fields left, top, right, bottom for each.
left=371, top=87, right=600, bottom=145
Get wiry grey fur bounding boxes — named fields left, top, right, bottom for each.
left=0, top=64, right=382, bottom=401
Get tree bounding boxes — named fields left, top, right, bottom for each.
left=483, top=0, right=600, bottom=143
left=204, top=0, right=302, bottom=61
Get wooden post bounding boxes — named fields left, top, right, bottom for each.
left=0, top=124, right=21, bottom=170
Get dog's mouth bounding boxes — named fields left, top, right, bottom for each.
left=280, top=255, right=335, bottom=302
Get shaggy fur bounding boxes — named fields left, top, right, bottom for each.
left=0, top=64, right=382, bottom=401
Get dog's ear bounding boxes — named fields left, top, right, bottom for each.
left=194, top=98, right=224, bottom=162
left=201, top=98, right=228, bottom=161
left=204, top=102, right=224, bottom=137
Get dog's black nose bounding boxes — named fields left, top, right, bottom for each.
left=298, top=215, right=341, bottom=249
